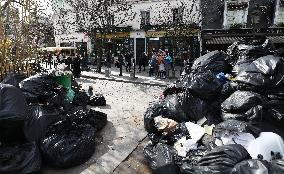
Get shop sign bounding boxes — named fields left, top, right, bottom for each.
left=96, top=32, right=130, bottom=39
left=130, top=31, right=146, bottom=38
left=146, top=31, right=167, bottom=37
left=146, top=29, right=199, bottom=38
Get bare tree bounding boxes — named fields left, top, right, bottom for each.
left=58, top=0, right=135, bottom=72
left=0, top=0, right=51, bottom=79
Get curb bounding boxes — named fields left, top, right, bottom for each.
left=81, top=75, right=169, bottom=87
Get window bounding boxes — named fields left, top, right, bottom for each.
left=224, top=1, right=249, bottom=28
left=141, top=11, right=150, bottom=26
left=173, top=8, right=183, bottom=24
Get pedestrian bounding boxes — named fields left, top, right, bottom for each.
left=118, top=53, right=124, bottom=76
left=73, top=54, right=81, bottom=78
left=164, top=52, right=172, bottom=78
left=149, top=51, right=157, bottom=77
left=58, top=53, right=63, bottom=63
left=142, top=52, right=147, bottom=71
left=125, top=52, right=131, bottom=72
left=48, top=52, right=52, bottom=69
left=106, top=52, right=112, bottom=68
left=156, top=50, right=164, bottom=77
left=158, top=59, right=165, bottom=78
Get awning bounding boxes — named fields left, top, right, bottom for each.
left=205, top=36, right=284, bottom=45
left=96, top=32, right=130, bottom=39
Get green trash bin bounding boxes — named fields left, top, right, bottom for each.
left=54, top=75, right=72, bottom=90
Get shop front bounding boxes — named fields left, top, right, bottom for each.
left=145, top=29, right=200, bottom=65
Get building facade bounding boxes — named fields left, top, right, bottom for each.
left=53, top=0, right=202, bottom=63
left=110, top=0, right=201, bottom=63
left=201, top=0, right=284, bottom=53
left=52, top=0, right=91, bottom=56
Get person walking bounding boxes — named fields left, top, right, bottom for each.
left=125, top=52, right=132, bottom=72
left=149, top=51, right=157, bottom=77
left=164, top=52, right=172, bottom=78
left=118, top=53, right=124, bottom=76
left=139, top=52, right=147, bottom=72
left=156, top=50, right=164, bottom=77
left=73, top=54, right=81, bottom=78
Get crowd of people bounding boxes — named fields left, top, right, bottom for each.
left=114, top=49, right=194, bottom=79
left=148, top=49, right=173, bottom=78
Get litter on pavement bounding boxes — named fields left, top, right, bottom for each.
left=143, top=37, right=284, bottom=174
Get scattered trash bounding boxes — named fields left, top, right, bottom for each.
left=191, top=50, right=231, bottom=73
left=184, top=121, right=205, bottom=142
left=40, top=122, right=96, bottom=168
left=88, top=93, right=107, bottom=106
left=1, top=73, right=26, bottom=88
left=144, top=143, right=179, bottom=174
left=0, top=142, right=42, bottom=174
left=144, top=38, right=284, bottom=174
left=154, top=116, right=178, bottom=132
left=247, top=132, right=284, bottom=161
left=174, top=137, right=197, bottom=157
left=0, top=71, right=108, bottom=171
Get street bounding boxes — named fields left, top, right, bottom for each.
left=43, top=77, right=163, bottom=174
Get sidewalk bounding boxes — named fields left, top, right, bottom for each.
left=82, top=65, right=181, bottom=87
left=40, top=62, right=181, bottom=87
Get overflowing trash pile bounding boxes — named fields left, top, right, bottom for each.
left=0, top=70, right=107, bottom=173
left=144, top=38, right=284, bottom=174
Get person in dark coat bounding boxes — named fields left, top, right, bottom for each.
left=73, top=54, right=81, bottom=78
left=139, top=52, right=147, bottom=72
left=125, top=52, right=132, bottom=72
left=118, top=54, right=124, bottom=76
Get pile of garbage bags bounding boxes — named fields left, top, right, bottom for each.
left=0, top=72, right=108, bottom=173
left=144, top=38, right=284, bottom=174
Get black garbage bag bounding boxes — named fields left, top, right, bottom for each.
left=40, top=121, right=96, bottom=168
left=230, top=159, right=272, bottom=174
left=46, top=87, right=67, bottom=108
left=222, top=91, right=263, bottom=112
left=2, top=73, right=26, bottom=88
left=221, top=81, right=236, bottom=100
left=88, top=94, right=107, bottom=106
left=148, top=122, right=190, bottom=145
left=163, top=83, right=184, bottom=98
left=222, top=105, right=264, bottom=122
left=0, top=84, right=28, bottom=143
left=271, top=159, right=284, bottom=173
left=221, top=91, right=265, bottom=121
left=0, top=84, right=28, bottom=119
left=213, top=120, right=261, bottom=138
left=262, top=100, right=284, bottom=128
left=232, top=60, right=254, bottom=76
left=163, top=94, right=189, bottom=122
left=191, top=51, right=231, bottom=73
left=144, top=143, right=179, bottom=174
left=178, top=90, right=210, bottom=121
left=235, top=55, right=284, bottom=89
left=87, top=109, right=107, bottom=131
left=184, top=70, right=223, bottom=100
left=24, top=105, right=63, bottom=144
left=182, top=144, right=251, bottom=174
left=19, top=73, right=59, bottom=104
left=0, top=142, right=41, bottom=174
left=227, top=38, right=274, bottom=69
left=67, top=107, right=107, bottom=132
left=179, top=147, right=210, bottom=174
left=144, top=101, right=166, bottom=134
left=73, top=91, right=89, bottom=107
